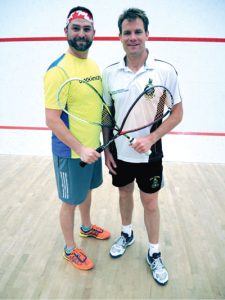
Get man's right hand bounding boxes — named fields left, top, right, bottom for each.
left=79, top=146, right=101, bottom=165
left=104, top=150, right=117, bottom=175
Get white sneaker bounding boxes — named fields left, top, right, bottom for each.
left=110, top=231, right=135, bottom=258
left=146, top=252, right=169, bottom=285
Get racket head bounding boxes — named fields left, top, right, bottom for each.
left=120, top=85, right=174, bottom=134
left=56, top=77, right=114, bottom=129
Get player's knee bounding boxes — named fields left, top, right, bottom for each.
left=119, top=183, right=134, bottom=196
left=142, top=195, right=158, bottom=212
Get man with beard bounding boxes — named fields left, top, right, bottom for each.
left=44, top=6, right=110, bottom=271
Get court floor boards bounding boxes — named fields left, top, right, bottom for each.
left=0, top=155, right=225, bottom=299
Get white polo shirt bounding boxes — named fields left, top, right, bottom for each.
left=102, top=51, right=182, bottom=163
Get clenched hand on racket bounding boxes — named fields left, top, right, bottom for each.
left=102, top=81, right=175, bottom=173
left=56, top=77, right=143, bottom=167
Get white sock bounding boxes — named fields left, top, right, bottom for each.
left=148, top=243, right=160, bottom=256
left=122, top=224, right=132, bottom=237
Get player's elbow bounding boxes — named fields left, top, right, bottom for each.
left=173, top=103, right=183, bottom=125
left=176, top=110, right=183, bottom=125
left=45, top=117, right=52, bottom=129
left=178, top=106, right=183, bottom=124
left=45, top=108, right=58, bottom=130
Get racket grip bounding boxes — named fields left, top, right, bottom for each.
left=79, top=146, right=104, bottom=168
left=80, top=161, right=87, bottom=167
left=129, top=137, right=151, bottom=156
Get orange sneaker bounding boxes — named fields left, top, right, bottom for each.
left=63, top=247, right=94, bottom=270
left=80, top=224, right=111, bottom=240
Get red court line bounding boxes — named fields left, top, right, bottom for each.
left=170, top=131, right=225, bottom=137
left=0, top=37, right=225, bottom=43
left=149, top=37, right=225, bottom=43
left=0, top=126, right=225, bottom=137
left=0, top=126, right=49, bottom=131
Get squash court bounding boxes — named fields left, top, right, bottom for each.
left=0, top=155, right=225, bottom=299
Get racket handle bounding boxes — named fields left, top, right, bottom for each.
left=79, top=146, right=104, bottom=168
left=129, top=137, right=151, bottom=156
left=80, top=161, right=87, bottom=167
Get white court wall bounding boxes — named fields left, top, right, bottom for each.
left=0, top=0, right=225, bottom=163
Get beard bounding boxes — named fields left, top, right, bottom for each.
left=68, top=37, right=93, bottom=52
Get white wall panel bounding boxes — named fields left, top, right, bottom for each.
left=0, top=0, right=225, bottom=162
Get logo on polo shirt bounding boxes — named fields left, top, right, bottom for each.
left=144, top=78, right=155, bottom=100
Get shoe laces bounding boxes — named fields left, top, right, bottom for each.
left=115, top=235, right=127, bottom=247
left=151, top=256, right=164, bottom=271
left=70, top=248, right=87, bottom=264
left=91, top=225, right=103, bottom=234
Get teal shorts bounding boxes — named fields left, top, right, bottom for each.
left=53, top=155, right=103, bottom=205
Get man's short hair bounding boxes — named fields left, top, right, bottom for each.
left=118, top=8, right=149, bottom=34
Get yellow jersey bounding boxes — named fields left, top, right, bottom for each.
left=44, top=53, right=102, bottom=158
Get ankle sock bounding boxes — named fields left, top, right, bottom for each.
left=148, top=243, right=160, bottom=256
left=64, top=245, right=75, bottom=255
left=122, top=224, right=132, bottom=237
left=81, top=224, right=92, bottom=232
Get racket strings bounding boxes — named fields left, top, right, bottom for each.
left=101, top=106, right=115, bottom=128
left=120, top=86, right=173, bottom=134
left=154, top=90, right=167, bottom=120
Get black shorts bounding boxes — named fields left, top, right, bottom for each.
left=111, top=159, right=163, bottom=194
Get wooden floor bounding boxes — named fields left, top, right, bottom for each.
left=0, top=155, right=225, bottom=300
